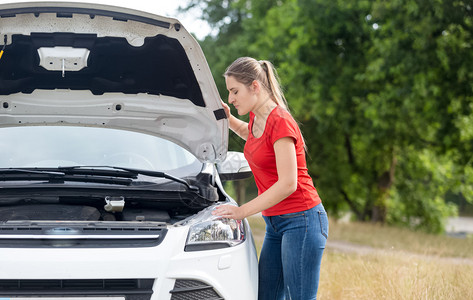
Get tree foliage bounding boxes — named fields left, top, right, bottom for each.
left=183, top=0, right=473, bottom=233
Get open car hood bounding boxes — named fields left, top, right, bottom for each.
left=0, top=2, right=228, bottom=162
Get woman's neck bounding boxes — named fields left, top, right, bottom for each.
left=252, top=96, right=278, bottom=121
left=251, top=97, right=278, bottom=138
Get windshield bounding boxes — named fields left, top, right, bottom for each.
left=0, top=126, right=201, bottom=175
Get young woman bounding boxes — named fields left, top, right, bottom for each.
left=212, top=57, right=328, bottom=300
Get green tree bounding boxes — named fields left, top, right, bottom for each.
left=362, top=0, right=473, bottom=230
left=184, top=0, right=473, bottom=233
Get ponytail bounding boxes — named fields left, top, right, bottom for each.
left=258, top=60, right=289, bottom=111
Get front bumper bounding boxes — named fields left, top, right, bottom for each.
left=0, top=224, right=258, bottom=300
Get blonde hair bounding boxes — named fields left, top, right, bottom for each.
left=224, top=57, right=289, bottom=111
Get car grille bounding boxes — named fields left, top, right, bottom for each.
left=170, top=279, right=223, bottom=300
left=0, top=221, right=167, bottom=248
left=0, top=279, right=154, bottom=300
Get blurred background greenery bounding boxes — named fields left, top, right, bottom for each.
left=181, top=0, right=473, bottom=234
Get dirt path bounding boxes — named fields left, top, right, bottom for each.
left=326, top=240, right=473, bottom=265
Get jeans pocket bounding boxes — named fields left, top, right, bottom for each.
left=318, top=211, right=329, bottom=239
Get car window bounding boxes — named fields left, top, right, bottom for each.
left=0, top=126, right=201, bottom=173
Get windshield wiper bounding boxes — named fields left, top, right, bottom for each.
left=59, top=166, right=200, bottom=192
left=0, top=167, right=199, bottom=192
left=0, top=168, right=65, bottom=176
left=0, top=168, right=133, bottom=185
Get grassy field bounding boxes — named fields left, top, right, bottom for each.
left=247, top=216, right=473, bottom=300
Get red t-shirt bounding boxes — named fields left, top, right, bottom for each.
left=244, top=105, right=321, bottom=216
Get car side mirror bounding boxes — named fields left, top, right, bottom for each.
left=217, top=151, right=253, bottom=181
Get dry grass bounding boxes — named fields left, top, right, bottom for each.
left=319, top=251, right=473, bottom=300
left=247, top=215, right=473, bottom=299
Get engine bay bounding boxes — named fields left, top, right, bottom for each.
left=0, top=203, right=172, bottom=223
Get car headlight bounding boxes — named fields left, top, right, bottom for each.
left=185, top=206, right=246, bottom=251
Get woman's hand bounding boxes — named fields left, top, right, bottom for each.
left=221, top=100, right=231, bottom=118
left=212, top=204, right=245, bottom=220
left=221, top=99, right=249, bottom=140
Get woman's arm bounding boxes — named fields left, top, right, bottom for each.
left=222, top=101, right=249, bottom=140
left=212, top=137, right=298, bottom=220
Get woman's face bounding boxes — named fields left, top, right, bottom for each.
left=225, top=76, right=257, bottom=116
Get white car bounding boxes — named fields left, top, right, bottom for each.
left=0, top=2, right=258, bottom=299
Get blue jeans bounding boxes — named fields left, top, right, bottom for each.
left=258, top=203, right=328, bottom=300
